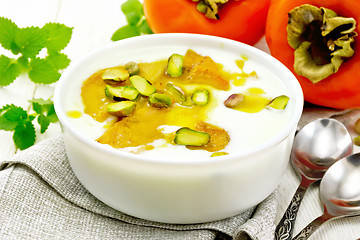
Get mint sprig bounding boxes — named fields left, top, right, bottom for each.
left=0, top=17, right=73, bottom=86
left=0, top=99, right=58, bottom=150
left=0, top=17, right=73, bottom=150
left=29, top=98, right=58, bottom=134
left=111, top=0, right=153, bottom=41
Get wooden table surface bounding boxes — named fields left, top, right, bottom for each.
left=0, top=1, right=359, bottom=239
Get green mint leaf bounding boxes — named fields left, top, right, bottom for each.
left=0, top=104, right=32, bottom=131
left=45, top=104, right=58, bottom=123
left=121, top=0, right=143, bottom=25
left=42, top=23, right=73, bottom=53
left=37, top=113, right=50, bottom=133
left=17, top=55, right=30, bottom=70
left=13, top=119, right=36, bottom=150
left=28, top=58, right=60, bottom=84
left=29, top=98, right=58, bottom=123
left=30, top=98, right=52, bottom=114
left=112, top=0, right=153, bottom=42
left=111, top=25, right=140, bottom=41
left=0, top=104, right=14, bottom=114
left=138, top=19, right=153, bottom=34
left=14, top=26, right=48, bottom=58
left=123, top=12, right=141, bottom=26
left=0, top=17, right=20, bottom=54
left=46, top=52, right=70, bottom=70
left=31, top=101, right=43, bottom=115
left=0, top=116, right=18, bottom=131
left=1, top=104, right=28, bottom=121
left=0, top=55, right=21, bottom=86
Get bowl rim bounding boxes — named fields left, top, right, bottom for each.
left=54, top=33, right=304, bottom=166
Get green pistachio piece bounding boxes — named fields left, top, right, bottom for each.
left=129, top=75, right=156, bottom=96
left=354, top=118, right=360, bottom=135
left=149, top=93, right=172, bottom=108
left=166, top=53, right=184, bottom=77
left=165, top=83, right=186, bottom=103
left=105, top=85, right=139, bottom=101
left=224, top=93, right=244, bottom=108
left=211, top=152, right=229, bottom=157
left=125, top=61, right=140, bottom=76
left=174, top=127, right=210, bottom=146
left=354, top=136, right=360, bottom=147
left=267, top=95, right=290, bottom=110
left=191, top=89, right=209, bottom=106
left=107, top=101, right=136, bottom=117
left=102, top=68, right=129, bottom=84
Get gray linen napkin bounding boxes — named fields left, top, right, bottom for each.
left=0, top=135, right=277, bottom=240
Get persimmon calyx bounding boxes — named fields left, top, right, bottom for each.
left=287, top=4, right=357, bottom=84
left=193, top=0, right=229, bottom=20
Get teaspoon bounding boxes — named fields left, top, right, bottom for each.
left=293, top=152, right=360, bottom=239
left=274, top=118, right=353, bottom=240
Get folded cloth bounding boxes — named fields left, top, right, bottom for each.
left=0, top=135, right=277, bottom=240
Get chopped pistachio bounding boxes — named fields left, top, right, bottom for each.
left=149, top=93, right=172, bottom=108
left=268, top=95, right=289, bottom=110
left=107, top=101, right=136, bottom=117
left=354, top=118, right=360, bottom=134
left=191, top=89, right=209, bottom=105
left=165, top=83, right=185, bottom=103
left=211, top=152, right=229, bottom=157
left=174, top=127, right=210, bottom=146
left=166, top=53, right=184, bottom=77
left=102, top=68, right=129, bottom=84
left=354, top=136, right=360, bottom=147
left=125, top=61, right=140, bottom=76
left=105, top=85, right=139, bottom=101
left=129, top=75, right=156, bottom=96
left=224, top=93, right=244, bottom=108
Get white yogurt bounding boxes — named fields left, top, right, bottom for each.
left=64, top=47, right=292, bottom=161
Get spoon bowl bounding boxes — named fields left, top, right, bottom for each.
left=293, top=152, right=360, bottom=239
left=322, top=152, right=360, bottom=217
left=292, top=118, right=353, bottom=180
left=275, top=118, right=353, bottom=240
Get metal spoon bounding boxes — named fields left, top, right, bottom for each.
left=293, top=152, right=360, bottom=240
left=275, top=118, right=353, bottom=240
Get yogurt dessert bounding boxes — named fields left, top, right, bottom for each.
left=66, top=48, right=291, bottom=161
left=55, top=34, right=303, bottom=224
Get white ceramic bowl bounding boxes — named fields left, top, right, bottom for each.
left=54, top=33, right=303, bottom=224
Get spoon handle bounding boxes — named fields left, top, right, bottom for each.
left=274, top=184, right=307, bottom=240
left=292, top=212, right=333, bottom=240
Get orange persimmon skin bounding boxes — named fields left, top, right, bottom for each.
left=266, top=0, right=360, bottom=109
left=143, top=0, right=270, bottom=46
